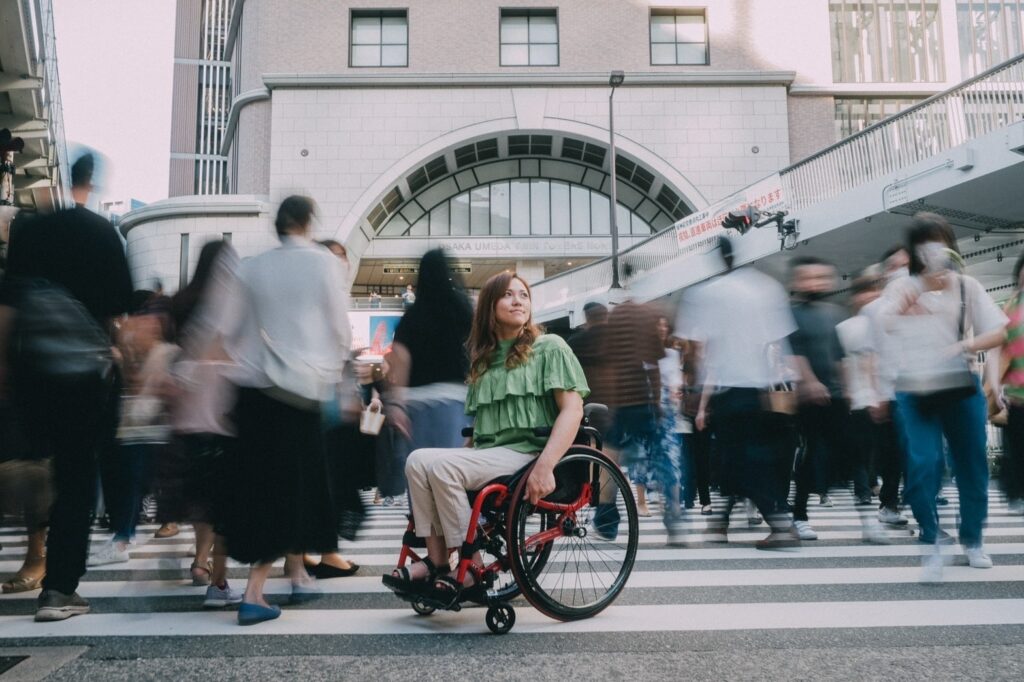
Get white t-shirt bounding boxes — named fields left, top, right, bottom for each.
left=878, top=274, right=1007, bottom=393
left=659, top=347, right=683, bottom=393
left=675, top=267, right=796, bottom=388
left=836, top=313, right=878, bottom=410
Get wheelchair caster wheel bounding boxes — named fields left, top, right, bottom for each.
left=411, top=600, right=436, bottom=616
left=485, top=603, right=515, bottom=635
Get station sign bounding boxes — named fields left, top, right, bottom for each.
left=674, top=174, right=788, bottom=257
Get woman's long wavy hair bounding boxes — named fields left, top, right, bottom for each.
left=467, top=272, right=541, bottom=383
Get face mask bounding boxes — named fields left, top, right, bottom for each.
left=802, top=291, right=828, bottom=302
left=916, top=242, right=950, bottom=274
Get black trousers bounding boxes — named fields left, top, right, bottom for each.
left=709, top=388, right=789, bottom=528
left=847, top=407, right=904, bottom=511
left=685, top=426, right=713, bottom=507
left=1002, top=403, right=1024, bottom=502
left=793, top=400, right=851, bottom=522
left=16, top=372, right=110, bottom=595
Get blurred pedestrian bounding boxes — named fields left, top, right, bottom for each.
left=988, top=249, right=1024, bottom=515
left=220, top=196, right=351, bottom=624
left=879, top=213, right=1007, bottom=581
left=0, top=153, right=133, bottom=621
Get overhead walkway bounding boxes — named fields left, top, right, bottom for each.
left=532, top=54, right=1024, bottom=325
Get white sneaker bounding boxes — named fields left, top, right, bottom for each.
left=920, top=550, right=944, bottom=583
left=793, top=520, right=818, bottom=540
left=878, top=508, right=908, bottom=526
left=861, top=520, right=892, bottom=545
left=965, top=546, right=993, bottom=569
left=818, top=495, right=834, bottom=507
left=744, top=499, right=763, bottom=527
left=87, top=541, right=130, bottom=567
left=1007, top=499, right=1024, bottom=515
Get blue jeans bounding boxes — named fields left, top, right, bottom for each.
left=112, top=443, right=156, bottom=543
left=895, top=381, right=989, bottom=547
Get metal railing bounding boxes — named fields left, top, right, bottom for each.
left=531, top=52, right=1024, bottom=316
left=782, top=54, right=1024, bottom=211
left=39, top=0, right=71, bottom=205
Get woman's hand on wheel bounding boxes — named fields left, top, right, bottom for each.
left=525, top=463, right=556, bottom=505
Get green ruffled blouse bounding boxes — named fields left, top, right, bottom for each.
left=466, top=334, right=590, bottom=454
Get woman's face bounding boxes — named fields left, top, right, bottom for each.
left=494, top=277, right=531, bottom=333
left=657, top=317, right=669, bottom=342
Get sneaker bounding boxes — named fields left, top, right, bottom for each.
left=861, top=520, right=892, bottom=545
left=87, top=541, right=130, bottom=567
left=204, top=582, right=244, bottom=608
left=35, top=590, right=91, bottom=622
left=920, top=550, right=944, bottom=584
left=665, top=521, right=687, bottom=547
left=793, top=520, right=818, bottom=540
left=382, top=496, right=395, bottom=507
left=744, top=499, right=763, bottom=527
left=935, top=495, right=949, bottom=507
left=1007, top=499, right=1024, bottom=515
left=855, top=495, right=873, bottom=506
left=818, top=495, right=834, bottom=507
left=965, top=546, right=993, bottom=569
left=755, top=527, right=801, bottom=550
left=878, top=507, right=909, bottom=526
left=918, top=529, right=955, bottom=545
left=704, top=525, right=728, bottom=543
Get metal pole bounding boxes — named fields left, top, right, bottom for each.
left=608, top=85, right=620, bottom=289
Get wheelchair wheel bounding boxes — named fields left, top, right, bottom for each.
left=411, top=599, right=435, bottom=616
left=485, top=603, right=516, bottom=635
left=506, top=447, right=638, bottom=622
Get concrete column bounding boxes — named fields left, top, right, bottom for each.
left=515, top=259, right=545, bottom=284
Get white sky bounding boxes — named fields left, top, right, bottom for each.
left=53, top=0, right=175, bottom=204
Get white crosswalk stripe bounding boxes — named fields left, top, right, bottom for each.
left=1, top=486, right=1022, bottom=639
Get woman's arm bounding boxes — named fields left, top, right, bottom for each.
left=524, top=389, right=584, bottom=504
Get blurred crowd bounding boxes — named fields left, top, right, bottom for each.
left=0, top=154, right=1022, bottom=626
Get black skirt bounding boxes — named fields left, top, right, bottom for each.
left=222, top=387, right=338, bottom=564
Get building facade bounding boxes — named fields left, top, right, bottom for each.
left=126, top=0, right=1024, bottom=293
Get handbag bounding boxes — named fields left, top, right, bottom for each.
left=359, top=402, right=386, bottom=435
left=765, top=382, right=798, bottom=415
left=912, top=276, right=977, bottom=414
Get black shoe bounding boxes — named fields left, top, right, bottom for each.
left=936, top=495, right=949, bottom=506
left=592, top=503, right=621, bottom=541
left=855, top=495, right=873, bottom=506
left=309, top=562, right=360, bottom=579
left=35, top=589, right=90, bottom=622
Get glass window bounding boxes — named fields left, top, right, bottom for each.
left=351, top=10, right=408, bottom=67
left=834, top=97, right=921, bottom=139
left=570, top=185, right=591, bottom=235
left=591, top=193, right=610, bottom=235
left=550, top=182, right=570, bottom=235
left=409, top=214, right=428, bottom=236
left=830, top=1, right=944, bottom=83
left=491, top=182, right=511, bottom=235
left=500, top=9, right=558, bottom=66
left=470, top=187, right=490, bottom=235
left=957, top=1, right=1024, bottom=77
left=450, top=191, right=470, bottom=236
left=430, top=202, right=450, bottom=236
left=530, top=179, right=551, bottom=235
left=510, top=180, right=531, bottom=235
left=650, top=9, right=708, bottom=65
left=616, top=204, right=632, bottom=236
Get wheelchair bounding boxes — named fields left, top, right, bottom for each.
left=381, top=404, right=639, bottom=634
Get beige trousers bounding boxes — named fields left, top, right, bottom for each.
left=405, top=446, right=536, bottom=548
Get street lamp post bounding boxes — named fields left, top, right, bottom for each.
left=608, top=71, right=624, bottom=289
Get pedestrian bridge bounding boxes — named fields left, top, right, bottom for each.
left=532, top=54, right=1024, bottom=325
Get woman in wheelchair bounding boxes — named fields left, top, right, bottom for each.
left=384, top=272, right=589, bottom=602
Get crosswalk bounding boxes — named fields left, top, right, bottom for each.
left=1, top=486, right=1023, bottom=639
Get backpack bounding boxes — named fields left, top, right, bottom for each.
left=11, top=278, right=113, bottom=381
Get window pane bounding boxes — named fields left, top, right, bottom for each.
left=351, top=45, right=380, bottom=66
left=676, top=15, right=705, bottom=42
left=590, top=193, right=610, bottom=235
left=529, top=15, right=558, bottom=43
left=470, top=186, right=490, bottom=235
left=501, top=16, right=529, bottom=43
left=351, top=17, right=381, bottom=44
left=381, top=45, right=407, bottom=66
left=409, top=213, right=428, bottom=236
left=650, top=14, right=676, bottom=42
left=530, top=180, right=550, bottom=235
left=651, top=43, right=677, bottom=65
left=570, top=185, right=591, bottom=235
left=381, top=16, right=407, bottom=43
left=677, top=43, right=707, bottom=65
left=550, top=182, right=570, bottom=235
left=450, top=192, right=470, bottom=236
left=616, top=203, right=631, bottom=236
left=529, top=44, right=558, bottom=65
left=430, top=202, right=449, bottom=236
left=501, top=44, right=530, bottom=65
left=491, top=182, right=511, bottom=235
left=510, top=180, right=531, bottom=235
